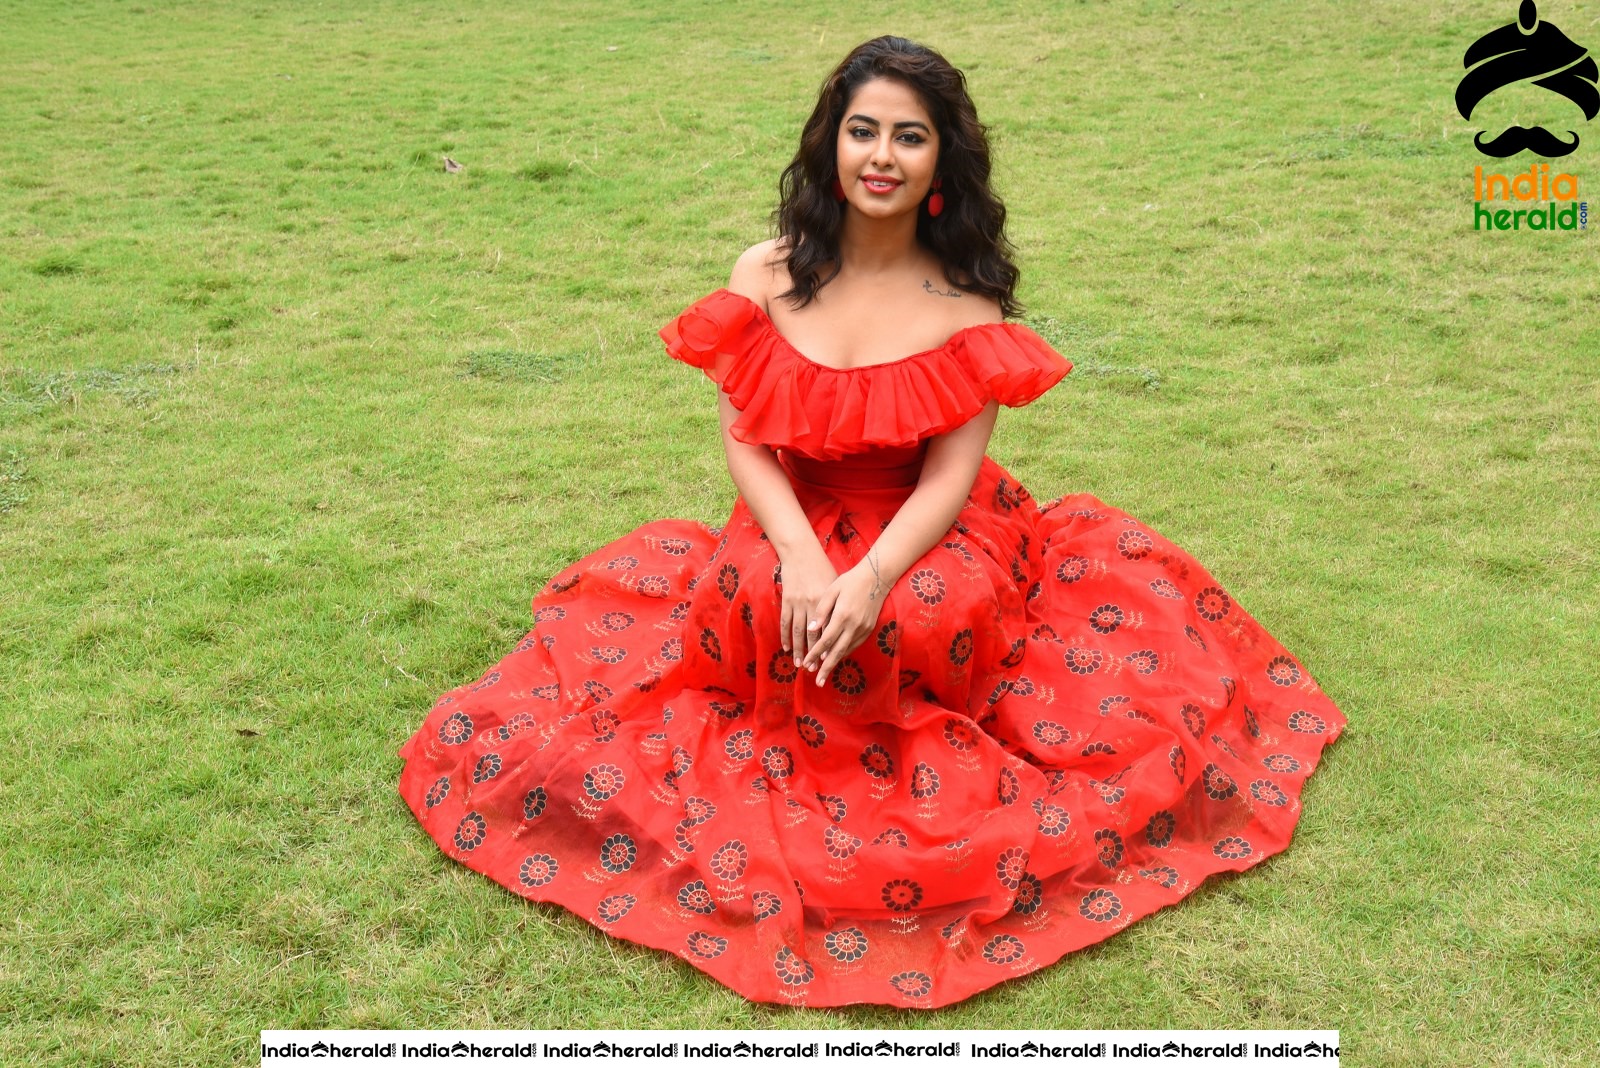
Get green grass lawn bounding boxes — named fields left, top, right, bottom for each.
left=2, top=1, right=1596, bottom=1064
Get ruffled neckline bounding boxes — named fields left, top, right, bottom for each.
left=715, top=288, right=1016, bottom=373
left=660, top=287, right=1072, bottom=460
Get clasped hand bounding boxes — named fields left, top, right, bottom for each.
left=779, top=549, right=886, bottom=688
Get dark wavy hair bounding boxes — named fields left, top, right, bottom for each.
left=769, top=35, right=1023, bottom=318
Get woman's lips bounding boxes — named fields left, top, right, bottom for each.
left=862, top=176, right=901, bottom=194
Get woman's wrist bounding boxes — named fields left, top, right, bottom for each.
left=854, top=549, right=897, bottom=602
left=778, top=537, right=830, bottom=570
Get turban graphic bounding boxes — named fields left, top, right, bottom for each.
left=1456, top=0, right=1599, bottom=122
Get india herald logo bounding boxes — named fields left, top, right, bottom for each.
left=1457, top=0, right=1598, bottom=157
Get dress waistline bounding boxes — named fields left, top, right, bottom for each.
left=778, top=450, right=924, bottom=491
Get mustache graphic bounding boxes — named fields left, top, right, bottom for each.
left=1473, top=125, right=1581, bottom=157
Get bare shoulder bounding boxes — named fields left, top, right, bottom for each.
left=927, top=260, right=1004, bottom=328
left=948, top=289, right=1006, bottom=330
left=727, top=238, right=789, bottom=312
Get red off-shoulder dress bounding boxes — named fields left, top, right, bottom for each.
left=397, top=288, right=1346, bottom=1008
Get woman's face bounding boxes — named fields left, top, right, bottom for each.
left=834, top=77, right=940, bottom=217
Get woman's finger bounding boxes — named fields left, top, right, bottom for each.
left=807, top=614, right=843, bottom=674
left=815, top=623, right=858, bottom=686
left=780, top=600, right=792, bottom=654
left=803, top=598, right=838, bottom=670
left=791, top=606, right=810, bottom=666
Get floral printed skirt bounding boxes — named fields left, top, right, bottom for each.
left=397, top=453, right=1345, bottom=1008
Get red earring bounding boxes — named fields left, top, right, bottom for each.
left=926, top=177, right=944, bottom=217
left=832, top=177, right=846, bottom=202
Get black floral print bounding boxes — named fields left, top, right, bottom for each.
left=881, top=879, right=923, bottom=911
left=876, top=620, right=899, bottom=657
left=949, top=629, right=974, bottom=666
left=681, top=795, right=717, bottom=826
left=1094, top=828, right=1124, bottom=868
left=1036, top=804, right=1071, bottom=836
left=1089, top=603, right=1124, bottom=633
left=783, top=715, right=823, bottom=751
left=889, top=971, right=932, bottom=998
left=1140, top=866, right=1180, bottom=888
left=473, top=753, right=502, bottom=784
left=774, top=947, right=814, bottom=986
left=768, top=650, right=798, bottom=683
left=1033, top=721, right=1070, bottom=745
left=1012, top=872, right=1044, bottom=915
left=824, top=927, right=869, bottom=963
left=1249, top=779, right=1288, bottom=807
left=583, top=764, right=625, bottom=801
left=636, top=574, right=670, bottom=597
left=1146, top=810, right=1175, bottom=847
left=830, top=659, right=867, bottom=695
left=995, top=847, right=1029, bottom=889
left=1213, top=836, right=1252, bottom=860
left=454, top=812, right=487, bottom=851
left=997, top=766, right=1021, bottom=805
left=909, top=568, right=947, bottom=605
left=1125, top=649, right=1160, bottom=675
left=1195, top=586, right=1231, bottom=621
left=676, top=880, right=716, bottom=914
left=1117, top=530, right=1153, bottom=560
left=724, top=729, right=754, bottom=761
left=1202, top=763, right=1238, bottom=801
left=709, top=840, right=749, bottom=881
left=1056, top=555, right=1089, bottom=583
left=751, top=891, right=782, bottom=921
left=523, top=786, right=547, bottom=820
left=982, top=934, right=1026, bottom=964
left=824, top=825, right=862, bottom=859
left=859, top=744, right=894, bottom=779
left=761, top=746, right=795, bottom=780
left=599, top=833, right=638, bottom=873
left=518, top=853, right=557, bottom=888
left=717, top=563, right=739, bottom=600
left=438, top=711, right=473, bottom=746
left=595, top=894, right=635, bottom=925
left=1267, top=655, right=1301, bottom=686
left=1079, top=888, right=1123, bottom=922
left=1288, top=710, right=1327, bottom=734
left=815, top=793, right=847, bottom=823
left=944, top=718, right=978, bottom=751
left=686, top=931, right=728, bottom=959
left=1065, top=647, right=1104, bottom=675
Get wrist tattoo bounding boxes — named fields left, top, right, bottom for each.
left=863, top=549, right=884, bottom=601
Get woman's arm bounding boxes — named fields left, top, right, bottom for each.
left=803, top=398, right=999, bottom=685
left=719, top=243, right=839, bottom=665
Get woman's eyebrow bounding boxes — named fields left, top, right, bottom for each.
left=845, top=113, right=932, bottom=132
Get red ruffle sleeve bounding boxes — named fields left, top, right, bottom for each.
left=659, top=288, right=1072, bottom=461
